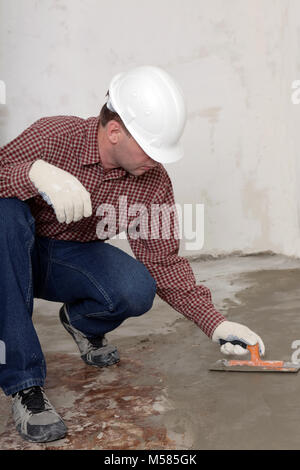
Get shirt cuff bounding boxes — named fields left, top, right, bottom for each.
left=10, top=161, right=40, bottom=201
left=198, top=310, right=227, bottom=338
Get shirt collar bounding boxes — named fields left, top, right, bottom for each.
left=80, top=116, right=131, bottom=181
left=80, top=116, right=102, bottom=166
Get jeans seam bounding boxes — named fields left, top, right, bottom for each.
left=85, top=310, right=114, bottom=317
left=41, top=239, right=54, bottom=297
left=71, top=310, right=112, bottom=321
left=4, top=378, right=45, bottom=395
left=25, top=235, right=35, bottom=308
left=22, top=213, right=36, bottom=308
left=51, top=258, right=114, bottom=311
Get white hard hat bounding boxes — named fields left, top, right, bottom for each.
left=107, top=66, right=187, bottom=164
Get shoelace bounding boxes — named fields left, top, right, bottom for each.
left=19, top=387, right=50, bottom=414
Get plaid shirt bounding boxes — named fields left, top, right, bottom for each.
left=0, top=115, right=226, bottom=337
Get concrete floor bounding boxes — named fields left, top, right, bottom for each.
left=1, top=253, right=300, bottom=449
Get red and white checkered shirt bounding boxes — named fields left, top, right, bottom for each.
left=0, top=115, right=226, bottom=337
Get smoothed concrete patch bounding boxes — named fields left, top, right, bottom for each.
left=1, top=254, right=300, bottom=449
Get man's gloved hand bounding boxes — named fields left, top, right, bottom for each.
left=212, top=320, right=265, bottom=356
left=29, top=160, right=92, bottom=224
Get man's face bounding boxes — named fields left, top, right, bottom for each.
left=112, top=126, right=159, bottom=176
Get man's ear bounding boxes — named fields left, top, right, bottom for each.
left=106, top=120, right=122, bottom=144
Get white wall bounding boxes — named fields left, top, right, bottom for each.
left=1, top=0, right=300, bottom=258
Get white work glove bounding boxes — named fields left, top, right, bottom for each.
left=212, top=320, right=265, bottom=356
left=29, top=160, right=92, bottom=224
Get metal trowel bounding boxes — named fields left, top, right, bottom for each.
left=210, top=340, right=300, bottom=373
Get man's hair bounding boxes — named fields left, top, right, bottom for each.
left=99, top=92, right=131, bottom=136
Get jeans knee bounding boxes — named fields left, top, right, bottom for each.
left=125, top=271, right=156, bottom=316
left=144, top=275, right=157, bottom=311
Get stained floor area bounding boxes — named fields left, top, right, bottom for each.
left=1, top=253, right=300, bottom=449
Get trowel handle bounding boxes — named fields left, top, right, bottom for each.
left=219, top=339, right=248, bottom=349
left=219, top=340, right=261, bottom=360
left=246, top=343, right=261, bottom=361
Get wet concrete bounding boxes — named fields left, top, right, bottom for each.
left=1, top=253, right=300, bottom=449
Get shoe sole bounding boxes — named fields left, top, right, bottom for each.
left=81, top=344, right=120, bottom=367
left=17, top=421, right=67, bottom=443
left=59, top=306, right=120, bottom=368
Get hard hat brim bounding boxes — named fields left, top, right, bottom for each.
left=130, top=132, right=184, bottom=164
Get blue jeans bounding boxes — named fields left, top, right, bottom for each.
left=0, top=198, right=156, bottom=396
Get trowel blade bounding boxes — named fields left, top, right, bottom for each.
left=209, top=359, right=300, bottom=373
